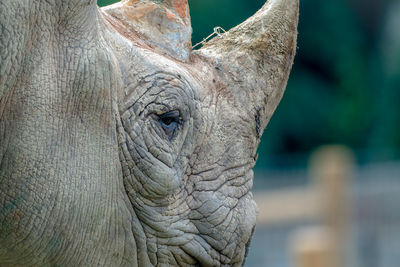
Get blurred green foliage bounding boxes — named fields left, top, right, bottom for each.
left=98, top=0, right=400, bottom=166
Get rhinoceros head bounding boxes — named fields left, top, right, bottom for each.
left=0, top=0, right=298, bottom=265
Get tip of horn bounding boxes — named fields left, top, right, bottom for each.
left=102, top=0, right=192, bottom=61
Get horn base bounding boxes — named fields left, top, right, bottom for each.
left=102, top=0, right=192, bottom=61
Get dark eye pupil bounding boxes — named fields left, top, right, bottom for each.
left=159, top=110, right=180, bottom=125
left=161, top=116, right=175, bottom=126
left=157, top=110, right=180, bottom=139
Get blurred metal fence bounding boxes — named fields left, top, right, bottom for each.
left=246, top=152, right=400, bottom=267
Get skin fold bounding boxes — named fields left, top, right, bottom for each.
left=0, top=0, right=298, bottom=266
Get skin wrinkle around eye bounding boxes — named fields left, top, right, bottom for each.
left=121, top=121, right=174, bottom=197
left=145, top=117, right=191, bottom=171
left=121, top=88, right=185, bottom=127
left=122, top=121, right=178, bottom=198
left=145, top=125, right=174, bottom=167
left=120, top=71, right=200, bottom=201
left=129, top=135, right=179, bottom=196
left=117, top=65, right=256, bottom=265
left=115, top=50, right=257, bottom=265
left=122, top=72, right=189, bottom=111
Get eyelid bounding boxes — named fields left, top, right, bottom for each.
left=159, top=110, right=180, bottom=118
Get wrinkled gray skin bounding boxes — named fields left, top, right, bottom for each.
left=0, top=0, right=298, bottom=266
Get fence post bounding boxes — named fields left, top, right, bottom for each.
left=291, top=226, right=336, bottom=267
left=291, top=146, right=354, bottom=267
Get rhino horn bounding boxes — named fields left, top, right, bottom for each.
left=102, top=0, right=192, bottom=61
left=198, top=0, right=299, bottom=136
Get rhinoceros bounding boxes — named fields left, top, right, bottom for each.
left=0, top=0, right=298, bottom=266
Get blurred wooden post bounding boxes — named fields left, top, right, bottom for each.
left=291, top=227, right=336, bottom=267
left=291, top=146, right=354, bottom=267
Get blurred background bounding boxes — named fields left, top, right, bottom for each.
left=99, top=0, right=400, bottom=266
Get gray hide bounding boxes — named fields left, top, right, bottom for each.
left=0, top=0, right=298, bottom=266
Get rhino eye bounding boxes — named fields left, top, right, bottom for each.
left=157, top=110, right=181, bottom=139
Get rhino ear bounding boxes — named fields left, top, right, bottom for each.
left=198, top=0, right=299, bottom=134
left=102, top=0, right=192, bottom=61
